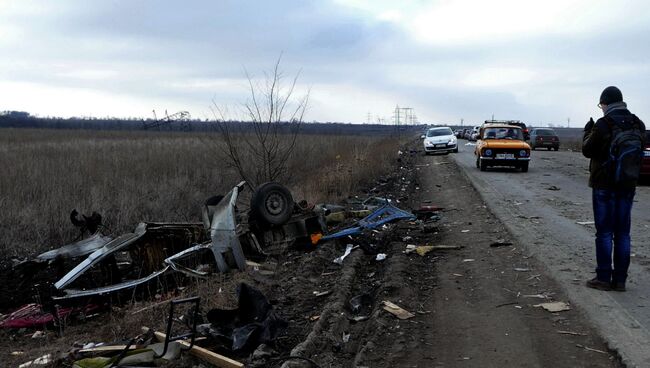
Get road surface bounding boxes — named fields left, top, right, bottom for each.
left=451, top=141, right=650, bottom=367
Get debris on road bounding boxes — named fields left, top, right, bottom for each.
left=319, top=202, right=415, bottom=242
left=522, top=293, right=551, bottom=299
left=382, top=301, right=415, bottom=320
left=349, top=293, right=373, bottom=319
left=0, top=303, right=100, bottom=329
left=490, top=240, right=513, bottom=247
left=576, top=221, right=595, bottom=226
left=557, top=330, right=587, bottom=336
left=333, top=244, right=356, bottom=264
left=416, top=246, right=435, bottom=256
left=18, top=353, right=53, bottom=368
left=575, top=344, right=608, bottom=354
left=514, top=267, right=532, bottom=272
left=546, top=186, right=561, bottom=191
left=375, top=253, right=387, bottom=261
left=534, top=301, right=571, bottom=313
left=204, top=283, right=287, bottom=353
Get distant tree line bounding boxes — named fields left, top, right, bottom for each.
left=0, top=110, right=421, bottom=136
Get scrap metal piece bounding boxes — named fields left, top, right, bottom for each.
left=321, top=202, right=416, bottom=241
left=54, top=223, right=147, bottom=290
left=164, top=243, right=213, bottom=278
left=36, top=233, right=112, bottom=261
left=54, top=267, right=170, bottom=300
left=208, top=182, right=247, bottom=272
left=156, top=297, right=201, bottom=358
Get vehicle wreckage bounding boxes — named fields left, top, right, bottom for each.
left=23, top=182, right=326, bottom=302
left=6, top=180, right=416, bottom=310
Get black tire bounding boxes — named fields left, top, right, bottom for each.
left=250, top=182, right=294, bottom=226
left=475, top=156, right=480, bottom=168
left=480, top=159, right=488, bottom=171
left=521, top=162, right=529, bottom=172
left=453, top=148, right=459, bottom=153
left=531, top=146, right=536, bottom=150
left=547, top=147, right=551, bottom=151
left=554, top=147, right=559, bottom=151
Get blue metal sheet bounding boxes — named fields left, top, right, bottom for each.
left=321, top=203, right=415, bottom=241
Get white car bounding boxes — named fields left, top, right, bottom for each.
left=422, top=127, right=458, bottom=155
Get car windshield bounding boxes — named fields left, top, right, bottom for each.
left=534, top=129, right=556, bottom=136
left=483, top=127, right=524, bottom=140
left=427, top=128, right=453, bottom=137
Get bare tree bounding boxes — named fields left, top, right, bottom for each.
left=212, top=56, right=309, bottom=189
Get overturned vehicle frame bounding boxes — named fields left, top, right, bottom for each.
left=41, top=182, right=325, bottom=301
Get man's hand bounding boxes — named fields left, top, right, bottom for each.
left=584, top=117, right=595, bottom=131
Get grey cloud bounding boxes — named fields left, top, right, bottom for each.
left=1, top=1, right=650, bottom=122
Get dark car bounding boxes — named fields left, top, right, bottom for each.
left=641, top=131, right=650, bottom=180
left=462, top=128, right=471, bottom=140
left=530, top=128, right=560, bottom=151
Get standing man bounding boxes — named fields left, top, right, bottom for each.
left=583, top=86, right=646, bottom=291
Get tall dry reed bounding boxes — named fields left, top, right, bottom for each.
left=0, top=128, right=402, bottom=256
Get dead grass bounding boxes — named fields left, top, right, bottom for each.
left=0, top=128, right=402, bottom=256
left=0, top=127, right=405, bottom=366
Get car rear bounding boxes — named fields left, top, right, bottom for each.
left=531, top=128, right=560, bottom=150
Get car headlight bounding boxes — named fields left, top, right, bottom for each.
left=519, top=150, right=528, bottom=157
left=449, top=138, right=457, bottom=144
left=484, top=149, right=492, bottom=156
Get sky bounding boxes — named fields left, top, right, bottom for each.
left=1, top=0, right=649, bottom=126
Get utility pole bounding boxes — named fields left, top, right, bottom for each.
left=567, top=117, right=570, bottom=128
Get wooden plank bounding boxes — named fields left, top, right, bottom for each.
left=143, top=328, right=244, bottom=368
left=382, top=300, right=415, bottom=320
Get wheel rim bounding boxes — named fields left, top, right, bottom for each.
left=265, top=192, right=285, bottom=216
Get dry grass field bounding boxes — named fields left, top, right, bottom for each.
left=0, top=128, right=403, bottom=257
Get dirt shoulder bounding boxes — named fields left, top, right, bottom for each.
left=352, top=152, right=620, bottom=367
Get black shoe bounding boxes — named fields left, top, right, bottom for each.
left=586, top=278, right=611, bottom=291
left=611, top=282, right=626, bottom=292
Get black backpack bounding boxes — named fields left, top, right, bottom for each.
left=605, top=114, right=645, bottom=185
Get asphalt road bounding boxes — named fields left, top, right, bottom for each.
left=451, top=141, right=650, bottom=367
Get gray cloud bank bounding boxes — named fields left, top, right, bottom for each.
left=1, top=0, right=649, bottom=126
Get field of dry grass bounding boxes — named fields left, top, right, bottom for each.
left=0, top=128, right=403, bottom=257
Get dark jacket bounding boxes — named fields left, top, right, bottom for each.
left=582, top=108, right=646, bottom=190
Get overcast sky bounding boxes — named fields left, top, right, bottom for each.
left=1, top=0, right=649, bottom=126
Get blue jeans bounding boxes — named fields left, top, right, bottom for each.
left=592, top=188, right=635, bottom=283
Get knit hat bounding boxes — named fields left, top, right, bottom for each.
left=599, top=86, right=623, bottom=105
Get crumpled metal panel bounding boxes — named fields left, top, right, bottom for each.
left=36, top=233, right=113, bottom=261
left=208, top=182, right=247, bottom=272
left=52, top=181, right=250, bottom=299
left=54, top=223, right=147, bottom=290
left=164, top=243, right=212, bottom=277
left=53, top=266, right=170, bottom=300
